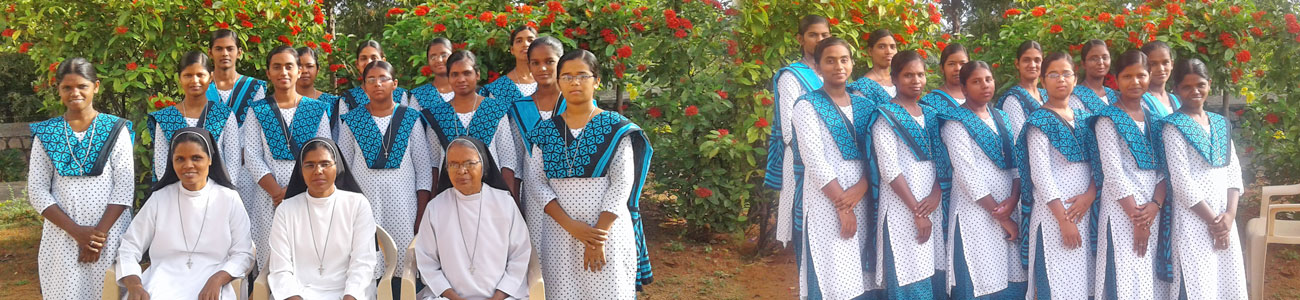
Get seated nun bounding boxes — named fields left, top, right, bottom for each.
left=416, top=136, right=532, bottom=300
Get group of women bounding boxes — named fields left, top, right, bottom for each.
left=767, top=15, right=1247, bottom=300
left=28, top=27, right=653, bottom=300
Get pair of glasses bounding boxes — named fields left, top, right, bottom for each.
left=429, top=53, right=450, bottom=60
left=1045, top=72, right=1075, bottom=80
left=559, top=74, right=595, bottom=83
left=447, top=160, right=482, bottom=171
left=303, top=161, right=335, bottom=170
left=365, top=76, right=393, bottom=85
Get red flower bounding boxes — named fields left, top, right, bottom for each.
left=314, top=13, right=325, bottom=25
left=1031, top=6, right=1045, bottom=17
left=726, top=8, right=740, bottom=16
left=761, top=97, right=774, bottom=106
left=828, top=18, right=839, bottom=25
left=576, top=27, right=588, bottom=36
left=717, top=129, right=730, bottom=137
left=1198, top=46, right=1208, bottom=54
left=18, top=42, right=31, bottom=53
left=894, top=34, right=906, bottom=45
left=614, top=64, right=626, bottom=78
left=681, top=18, right=693, bottom=30
left=306, top=41, right=317, bottom=49
left=126, top=62, right=138, bottom=71
left=1266, top=113, right=1280, bottom=124
left=638, top=64, right=648, bottom=72
left=1143, top=22, right=1156, bottom=34
left=1003, top=8, right=1022, bottom=18
left=930, top=13, right=942, bottom=24
left=1235, top=109, right=1245, bottom=117
left=486, top=37, right=497, bottom=46
left=1098, top=12, right=1112, bottom=23
left=114, top=26, right=128, bottom=35
left=526, top=21, right=537, bottom=29
left=248, top=35, right=261, bottom=43
left=632, top=23, right=646, bottom=32
left=432, top=24, right=446, bottom=33
left=204, top=0, right=212, bottom=7
left=694, top=187, right=713, bottom=198
left=716, top=90, right=728, bottom=99
left=1237, top=50, right=1252, bottom=63
left=324, top=33, right=334, bottom=41
left=329, top=64, right=345, bottom=72
left=617, top=45, right=632, bottom=59
left=547, top=1, right=565, bottom=13
left=675, top=29, right=688, bottom=38
left=992, top=63, right=1000, bottom=68
left=496, top=14, right=508, bottom=27
left=291, top=25, right=301, bottom=36
left=216, top=21, right=229, bottom=29
left=153, top=100, right=166, bottom=109
left=1182, top=31, right=1194, bottom=41
left=336, top=78, right=349, bottom=85
left=755, top=117, right=770, bottom=128
left=1230, top=5, right=1242, bottom=15
left=610, top=2, right=622, bottom=11
left=1114, top=14, right=1126, bottom=28
left=277, top=35, right=291, bottom=45
left=1050, top=25, right=1063, bottom=34
left=1, top=28, right=12, bottom=38
left=321, top=42, right=333, bottom=53
left=1251, top=27, right=1264, bottom=37
left=1220, top=33, right=1237, bottom=48
left=415, top=5, right=430, bottom=16
left=479, top=11, right=492, bottom=22
left=148, top=63, right=157, bottom=69
left=1196, top=31, right=1207, bottom=39
left=664, top=8, right=677, bottom=21
left=1232, top=68, right=1243, bottom=84
left=488, top=71, right=500, bottom=82
left=1167, top=3, right=1184, bottom=16
left=387, top=7, right=406, bottom=18
left=421, top=65, right=433, bottom=77
left=685, top=105, right=699, bottom=116
left=647, top=107, right=662, bottom=118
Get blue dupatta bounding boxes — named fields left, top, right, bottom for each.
left=330, top=86, right=409, bottom=133
left=249, top=97, right=329, bottom=161
left=409, top=83, right=449, bottom=111
left=872, top=102, right=948, bottom=232
left=846, top=77, right=892, bottom=104
left=764, top=62, right=822, bottom=189
left=1141, top=92, right=1181, bottom=118
left=1149, top=111, right=1231, bottom=282
left=341, top=105, right=420, bottom=169
left=920, top=89, right=962, bottom=109
left=998, top=85, right=1048, bottom=117
left=1014, top=108, right=1102, bottom=268
left=30, top=113, right=133, bottom=177
left=147, top=101, right=233, bottom=145
left=482, top=75, right=527, bottom=100
left=421, top=96, right=511, bottom=147
left=206, top=75, right=265, bottom=126
left=1071, top=85, right=1119, bottom=113
left=508, top=96, right=570, bottom=153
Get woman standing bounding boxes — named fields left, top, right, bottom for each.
left=1089, top=49, right=1167, bottom=300
left=920, top=43, right=968, bottom=109
left=330, top=40, right=409, bottom=135
left=1016, top=52, right=1099, bottom=299
left=508, top=36, right=566, bottom=154
left=1070, top=40, right=1119, bottom=114
left=118, top=128, right=253, bottom=300
left=523, top=49, right=654, bottom=298
left=998, top=40, right=1046, bottom=136
left=242, top=45, right=333, bottom=272
left=27, top=57, right=134, bottom=299
left=207, top=29, right=266, bottom=126
left=148, top=51, right=242, bottom=183
left=767, top=15, right=828, bottom=259
left=871, top=50, right=944, bottom=299
left=296, top=47, right=342, bottom=120
left=938, top=61, right=1026, bottom=299
left=421, top=50, right=521, bottom=197
left=1140, top=42, right=1180, bottom=118
left=482, top=26, right=539, bottom=101
left=408, top=37, right=456, bottom=112
left=849, top=29, right=899, bottom=100
left=1153, top=58, right=1247, bottom=299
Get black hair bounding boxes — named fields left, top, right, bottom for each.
left=557, top=49, right=600, bottom=79
left=296, top=47, right=319, bottom=64
left=890, top=50, right=925, bottom=79
left=1171, top=58, right=1211, bottom=86
left=1040, top=51, right=1074, bottom=79
left=445, top=50, right=478, bottom=75
left=798, top=15, right=829, bottom=35
left=150, top=128, right=235, bottom=193
left=812, top=37, right=852, bottom=63
left=1114, top=49, right=1148, bottom=76
left=209, top=29, right=240, bottom=49
left=427, top=37, right=453, bottom=54
left=510, top=26, right=538, bottom=45
left=177, top=51, right=213, bottom=75
left=284, top=137, right=364, bottom=199
left=434, top=136, right=510, bottom=195
left=56, top=57, right=98, bottom=82
left=1140, top=41, right=1172, bottom=59
left=528, top=36, right=564, bottom=60
left=939, top=43, right=967, bottom=66
left=867, top=29, right=894, bottom=47
left=959, top=61, right=993, bottom=86
left=265, top=45, right=299, bottom=68
left=1015, top=40, right=1043, bottom=61
left=362, top=60, right=395, bottom=79
left=1079, top=39, right=1109, bottom=81
left=355, top=39, right=384, bottom=57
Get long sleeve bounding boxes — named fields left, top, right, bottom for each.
left=26, top=138, right=56, bottom=213
left=313, top=109, right=331, bottom=142
left=525, top=145, right=557, bottom=206
left=243, top=110, right=273, bottom=182
left=427, top=125, right=446, bottom=171
left=153, top=123, right=168, bottom=181
left=116, top=197, right=159, bottom=281
left=267, top=207, right=306, bottom=299
left=496, top=207, right=533, bottom=298
left=1026, top=128, right=1065, bottom=203
left=1162, top=125, right=1205, bottom=209
left=1095, top=119, right=1137, bottom=203
left=110, top=129, right=135, bottom=207
left=220, top=113, right=244, bottom=182
left=1227, top=141, right=1243, bottom=193
left=872, top=118, right=906, bottom=192
left=414, top=201, right=454, bottom=296
left=408, top=123, right=433, bottom=192
left=493, top=117, right=522, bottom=178
left=777, top=73, right=802, bottom=145
left=344, top=201, right=378, bottom=298
left=793, top=101, right=839, bottom=192
left=220, top=195, right=255, bottom=278
left=942, top=122, right=992, bottom=202
left=600, top=138, right=635, bottom=215
left=338, top=125, right=358, bottom=170
left=1004, top=95, right=1027, bottom=137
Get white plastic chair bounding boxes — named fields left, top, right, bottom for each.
left=401, top=240, right=419, bottom=300
left=1247, top=183, right=1300, bottom=299
left=104, top=245, right=255, bottom=300
left=253, top=225, right=398, bottom=300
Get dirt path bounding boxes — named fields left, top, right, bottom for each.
left=0, top=223, right=41, bottom=299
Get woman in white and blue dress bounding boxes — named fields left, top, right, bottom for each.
left=848, top=29, right=899, bottom=100
left=920, top=43, right=968, bottom=109
left=118, top=128, right=254, bottom=300
left=330, top=40, right=409, bottom=137
left=336, top=60, right=432, bottom=292
left=508, top=35, right=567, bottom=295
left=421, top=50, right=521, bottom=198
left=1069, top=40, right=1118, bottom=114
left=871, top=50, right=944, bottom=299
left=1140, top=41, right=1180, bottom=118
left=206, top=29, right=266, bottom=127
left=523, top=49, right=654, bottom=299
left=790, top=37, right=875, bottom=299
left=1089, top=49, right=1167, bottom=300
left=482, top=26, right=539, bottom=102
left=269, top=137, right=378, bottom=300
left=1016, top=52, right=1099, bottom=299
left=998, top=40, right=1046, bottom=136
left=242, top=45, right=332, bottom=272
left=408, top=37, right=456, bottom=112
left=766, top=15, right=827, bottom=263
left=27, top=57, right=134, bottom=300
left=1153, top=58, right=1248, bottom=299
left=296, top=47, right=343, bottom=123
left=148, top=51, right=242, bottom=184
left=937, top=60, right=1027, bottom=299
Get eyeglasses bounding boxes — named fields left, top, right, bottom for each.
left=447, top=160, right=481, bottom=171
left=1086, top=56, right=1111, bottom=63
left=365, top=76, right=393, bottom=86
left=303, top=161, right=335, bottom=170
left=558, top=74, right=595, bottom=83
left=429, top=53, right=450, bottom=60
left=1045, top=72, right=1075, bottom=80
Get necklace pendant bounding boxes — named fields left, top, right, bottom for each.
left=186, top=258, right=193, bottom=269
left=470, top=266, right=475, bottom=274
left=318, top=266, right=324, bottom=275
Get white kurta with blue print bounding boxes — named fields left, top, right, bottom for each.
left=1092, top=119, right=1162, bottom=300
left=1024, top=122, right=1095, bottom=299
left=151, top=114, right=243, bottom=187
left=1160, top=124, right=1247, bottom=299
left=774, top=72, right=814, bottom=247
left=241, top=106, right=332, bottom=271
left=941, top=116, right=1026, bottom=297
left=871, top=114, right=944, bottom=288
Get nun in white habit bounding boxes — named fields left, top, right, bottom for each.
left=417, top=136, right=532, bottom=300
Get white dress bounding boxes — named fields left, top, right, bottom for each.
left=774, top=72, right=809, bottom=247
left=524, top=135, right=638, bottom=299
left=941, top=116, right=1026, bottom=297
left=241, top=106, right=332, bottom=271
left=425, top=109, right=522, bottom=180
left=405, top=89, right=457, bottom=112
left=1092, top=118, right=1163, bottom=300
left=416, top=187, right=532, bottom=300
left=1002, top=93, right=1042, bottom=139
left=1023, top=123, right=1095, bottom=299
left=151, top=114, right=243, bottom=183
left=27, top=127, right=135, bottom=300
left=870, top=114, right=943, bottom=288
left=792, top=101, right=873, bottom=299
left=1068, top=94, right=1109, bottom=115
left=338, top=112, right=432, bottom=279
left=883, top=85, right=898, bottom=98
left=1160, top=124, right=1247, bottom=299
left=268, top=190, right=378, bottom=300
left=116, top=181, right=254, bottom=300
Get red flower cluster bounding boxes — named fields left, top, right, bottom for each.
left=278, top=35, right=292, bottom=45
left=1113, top=14, right=1127, bottom=28
left=336, top=78, right=349, bottom=85
left=602, top=28, right=618, bottom=44
left=1220, top=33, right=1237, bottom=48
left=694, top=187, right=713, bottom=198
left=717, top=129, right=730, bottom=137
left=329, top=64, right=344, bottom=72
left=488, top=71, right=500, bottom=83
left=675, top=29, right=688, bottom=38
left=761, top=97, right=773, bottom=106
left=1266, top=113, right=1280, bottom=124
left=647, top=107, right=662, bottom=118
left=1251, top=27, right=1264, bottom=37
left=616, top=45, right=632, bottom=59
left=414, top=5, right=430, bottom=16
left=249, top=35, right=262, bottom=43
left=1229, top=5, right=1242, bottom=16
left=386, top=7, right=406, bottom=18
left=1031, top=6, right=1045, bottom=17
left=321, top=42, right=333, bottom=53
left=546, top=1, right=565, bottom=13
left=1, top=28, right=12, bottom=38
left=126, top=62, right=138, bottom=71
left=1287, top=14, right=1300, bottom=34
left=114, top=26, right=128, bottom=35
left=241, top=20, right=254, bottom=28
left=1098, top=12, right=1112, bottom=23
left=1003, top=8, right=1021, bottom=18
left=18, top=42, right=31, bottom=53
left=479, top=11, right=493, bottom=22
left=716, top=90, right=728, bottom=99
left=496, top=14, right=508, bottom=27
left=1166, top=3, right=1184, bottom=16
left=305, top=41, right=317, bottom=49
left=755, top=117, right=769, bottom=128
left=685, top=105, right=699, bottom=116
left=216, top=21, right=229, bottom=29
left=1237, top=50, right=1252, bottom=63
left=291, top=25, right=301, bottom=36
left=1050, top=25, right=1063, bottom=34
left=632, top=23, right=646, bottom=32
left=614, top=64, right=626, bottom=78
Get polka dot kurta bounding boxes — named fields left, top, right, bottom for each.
left=941, top=116, right=1026, bottom=298
left=1068, top=93, right=1108, bottom=115
left=870, top=114, right=944, bottom=288
left=424, top=111, right=522, bottom=181
left=1160, top=124, right=1247, bottom=299
left=27, top=126, right=135, bottom=300
left=241, top=106, right=332, bottom=271
left=792, top=100, right=873, bottom=299
left=1023, top=122, right=1096, bottom=299
left=1002, top=93, right=1042, bottom=140
left=151, top=113, right=244, bottom=187
left=774, top=72, right=813, bottom=247
left=1092, top=118, right=1162, bottom=300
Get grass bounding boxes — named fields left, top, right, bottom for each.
left=0, top=199, right=39, bottom=230
left=1281, top=249, right=1300, bottom=261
